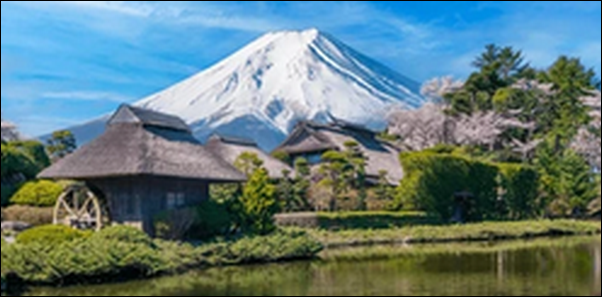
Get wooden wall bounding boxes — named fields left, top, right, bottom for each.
left=88, top=176, right=209, bottom=235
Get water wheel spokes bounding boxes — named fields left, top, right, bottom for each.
left=53, top=186, right=104, bottom=231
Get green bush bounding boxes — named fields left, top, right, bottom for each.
left=1, top=227, right=322, bottom=286
left=9, top=180, right=64, bottom=207
left=191, top=200, right=234, bottom=239
left=497, top=164, right=539, bottom=220
left=1, top=141, right=49, bottom=180
left=16, top=225, right=89, bottom=245
left=240, top=168, right=278, bottom=235
left=153, top=209, right=198, bottom=241
left=1, top=206, right=54, bottom=226
left=92, top=225, right=155, bottom=246
left=396, top=152, right=498, bottom=222
left=1, top=184, right=16, bottom=207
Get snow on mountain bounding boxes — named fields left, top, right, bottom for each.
left=52, top=29, right=424, bottom=150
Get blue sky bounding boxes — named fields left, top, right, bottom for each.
left=1, top=1, right=601, bottom=137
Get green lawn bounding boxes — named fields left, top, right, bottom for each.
left=302, top=219, right=601, bottom=248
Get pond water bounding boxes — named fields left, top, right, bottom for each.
left=24, top=237, right=601, bottom=296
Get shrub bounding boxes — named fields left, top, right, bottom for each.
left=153, top=209, right=198, bottom=241
left=1, top=228, right=322, bottom=286
left=92, top=225, right=154, bottom=246
left=239, top=168, right=278, bottom=235
left=1, top=141, right=49, bottom=180
left=190, top=200, right=234, bottom=240
left=1, top=206, right=54, bottom=226
left=9, top=180, right=64, bottom=207
left=497, top=163, right=539, bottom=220
left=1, top=184, right=16, bottom=207
left=16, top=225, right=89, bottom=245
left=396, top=152, right=498, bottom=222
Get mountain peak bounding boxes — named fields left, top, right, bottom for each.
left=66, top=31, right=424, bottom=150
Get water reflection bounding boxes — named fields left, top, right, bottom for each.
left=24, top=236, right=601, bottom=297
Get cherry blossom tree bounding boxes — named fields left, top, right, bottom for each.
left=420, top=76, right=464, bottom=103
left=387, top=102, right=450, bottom=151
left=572, top=90, right=601, bottom=170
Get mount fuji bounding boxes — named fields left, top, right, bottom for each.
left=57, top=29, right=424, bottom=150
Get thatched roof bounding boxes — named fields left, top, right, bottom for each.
left=275, top=121, right=404, bottom=185
left=108, top=104, right=190, bottom=132
left=39, top=106, right=246, bottom=182
left=206, top=135, right=293, bottom=179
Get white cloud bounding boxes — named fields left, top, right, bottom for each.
left=16, top=1, right=280, bottom=32
left=42, top=91, right=134, bottom=103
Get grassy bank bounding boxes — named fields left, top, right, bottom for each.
left=0, top=227, right=322, bottom=290
left=321, top=235, right=601, bottom=261
left=303, top=220, right=601, bottom=248
left=275, top=211, right=440, bottom=230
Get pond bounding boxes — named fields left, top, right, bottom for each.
left=23, top=237, right=601, bottom=297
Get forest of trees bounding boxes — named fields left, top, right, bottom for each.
left=388, top=44, right=601, bottom=218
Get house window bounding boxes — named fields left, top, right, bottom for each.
left=167, top=192, right=186, bottom=210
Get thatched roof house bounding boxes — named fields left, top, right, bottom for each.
left=206, top=135, right=293, bottom=179
left=39, top=105, right=245, bottom=234
left=274, top=120, right=404, bottom=185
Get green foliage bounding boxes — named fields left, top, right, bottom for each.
left=276, top=170, right=296, bottom=212
left=497, top=164, right=539, bottom=220
left=1, top=142, right=43, bottom=180
left=308, top=220, right=601, bottom=248
left=291, top=158, right=312, bottom=212
left=535, top=140, right=598, bottom=217
left=1, top=206, right=54, bottom=226
left=396, top=152, right=499, bottom=222
left=9, top=180, right=64, bottom=207
left=538, top=57, right=596, bottom=143
left=317, top=143, right=369, bottom=212
left=1, top=227, right=321, bottom=286
left=1, top=141, right=52, bottom=207
left=275, top=211, right=440, bottom=230
left=191, top=200, right=234, bottom=240
left=271, top=151, right=291, bottom=165
left=1, top=184, right=16, bottom=207
left=210, top=184, right=242, bottom=204
left=374, top=170, right=395, bottom=203
left=240, top=168, right=278, bottom=235
left=92, top=225, right=155, bottom=246
left=234, top=152, right=264, bottom=177
left=318, top=150, right=348, bottom=210
left=445, top=45, right=532, bottom=115
left=46, top=130, right=77, bottom=161
left=153, top=208, right=198, bottom=240
left=16, top=225, right=89, bottom=246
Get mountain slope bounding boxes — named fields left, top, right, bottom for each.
left=54, top=29, right=424, bottom=151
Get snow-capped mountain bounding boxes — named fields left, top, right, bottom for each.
left=1, top=118, right=21, bottom=142
left=54, top=29, right=424, bottom=150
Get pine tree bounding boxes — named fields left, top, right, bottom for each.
left=240, top=168, right=278, bottom=235
left=234, top=152, right=264, bottom=177
left=46, top=130, right=77, bottom=161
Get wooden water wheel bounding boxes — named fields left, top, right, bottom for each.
left=53, top=185, right=107, bottom=231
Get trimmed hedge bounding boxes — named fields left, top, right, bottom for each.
left=9, top=180, right=64, bottom=207
left=396, top=152, right=539, bottom=222
left=16, top=225, right=90, bottom=246
left=396, top=152, right=498, bottom=222
left=498, top=163, right=539, bottom=220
